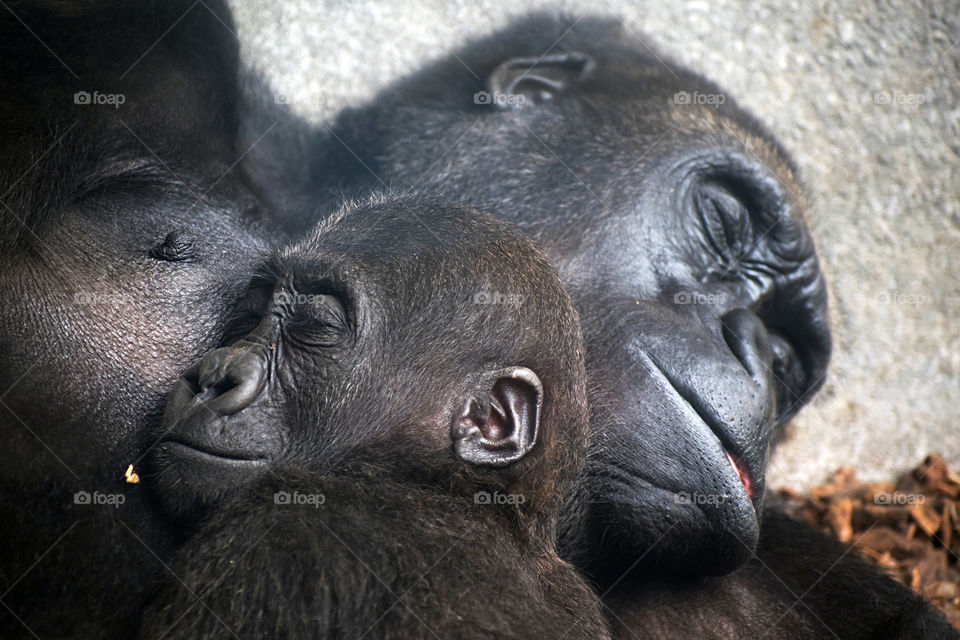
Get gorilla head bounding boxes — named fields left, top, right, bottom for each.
left=142, top=197, right=610, bottom=639
left=150, top=195, right=587, bottom=532
left=276, top=13, right=833, bottom=579
left=0, top=1, right=276, bottom=635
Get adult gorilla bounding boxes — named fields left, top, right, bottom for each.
left=0, top=1, right=279, bottom=636
left=244, top=13, right=832, bottom=580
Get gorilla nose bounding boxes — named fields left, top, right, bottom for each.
left=720, top=308, right=774, bottom=384
left=182, top=347, right=266, bottom=417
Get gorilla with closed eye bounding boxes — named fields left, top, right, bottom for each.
left=140, top=196, right=610, bottom=639
left=245, top=13, right=832, bottom=580
left=0, top=1, right=278, bottom=636
left=2, top=2, right=954, bottom=637
left=235, top=15, right=956, bottom=637
left=140, top=193, right=955, bottom=638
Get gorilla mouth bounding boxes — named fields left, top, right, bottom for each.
left=149, top=439, right=271, bottom=522
left=725, top=451, right=753, bottom=498
left=640, top=348, right=761, bottom=510
left=162, top=438, right=269, bottom=464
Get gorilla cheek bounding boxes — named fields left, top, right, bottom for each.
left=0, top=292, right=156, bottom=474
left=1, top=254, right=249, bottom=483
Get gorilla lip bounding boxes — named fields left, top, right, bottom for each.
left=725, top=451, right=753, bottom=498
left=163, top=438, right=269, bottom=463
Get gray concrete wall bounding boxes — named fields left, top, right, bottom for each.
left=230, top=0, right=960, bottom=488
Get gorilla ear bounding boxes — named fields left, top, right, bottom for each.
left=487, top=52, right=595, bottom=110
left=453, top=367, right=543, bottom=467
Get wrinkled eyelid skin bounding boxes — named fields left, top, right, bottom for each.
left=150, top=230, right=200, bottom=262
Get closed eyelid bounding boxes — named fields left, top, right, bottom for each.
left=150, top=230, right=200, bottom=262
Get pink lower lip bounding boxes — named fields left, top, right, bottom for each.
left=726, top=452, right=753, bottom=498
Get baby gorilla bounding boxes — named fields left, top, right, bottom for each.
left=141, top=196, right=610, bottom=639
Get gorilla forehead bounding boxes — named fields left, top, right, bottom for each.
left=279, top=195, right=568, bottom=322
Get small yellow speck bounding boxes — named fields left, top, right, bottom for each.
left=124, top=464, right=140, bottom=484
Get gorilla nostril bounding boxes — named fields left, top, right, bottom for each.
left=210, top=377, right=237, bottom=397
left=195, top=376, right=238, bottom=403
left=770, top=334, right=796, bottom=380
left=182, top=369, right=202, bottom=397
left=768, top=331, right=812, bottom=422
left=720, top=308, right=773, bottom=380
left=185, top=347, right=266, bottom=416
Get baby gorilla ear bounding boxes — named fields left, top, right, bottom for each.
left=453, top=367, right=543, bottom=467
left=487, top=52, right=595, bottom=109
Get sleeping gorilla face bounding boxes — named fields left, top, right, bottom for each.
left=0, top=1, right=275, bottom=635
left=148, top=196, right=588, bottom=533
left=288, top=14, right=832, bottom=578
left=141, top=197, right=611, bottom=639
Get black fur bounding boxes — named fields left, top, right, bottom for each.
left=0, top=1, right=281, bottom=636
left=234, top=12, right=956, bottom=637
left=140, top=197, right=610, bottom=639
left=2, top=3, right=951, bottom=638
left=606, top=509, right=958, bottom=639
left=244, top=12, right=833, bottom=580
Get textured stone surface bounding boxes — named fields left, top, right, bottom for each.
left=229, top=0, right=960, bottom=488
